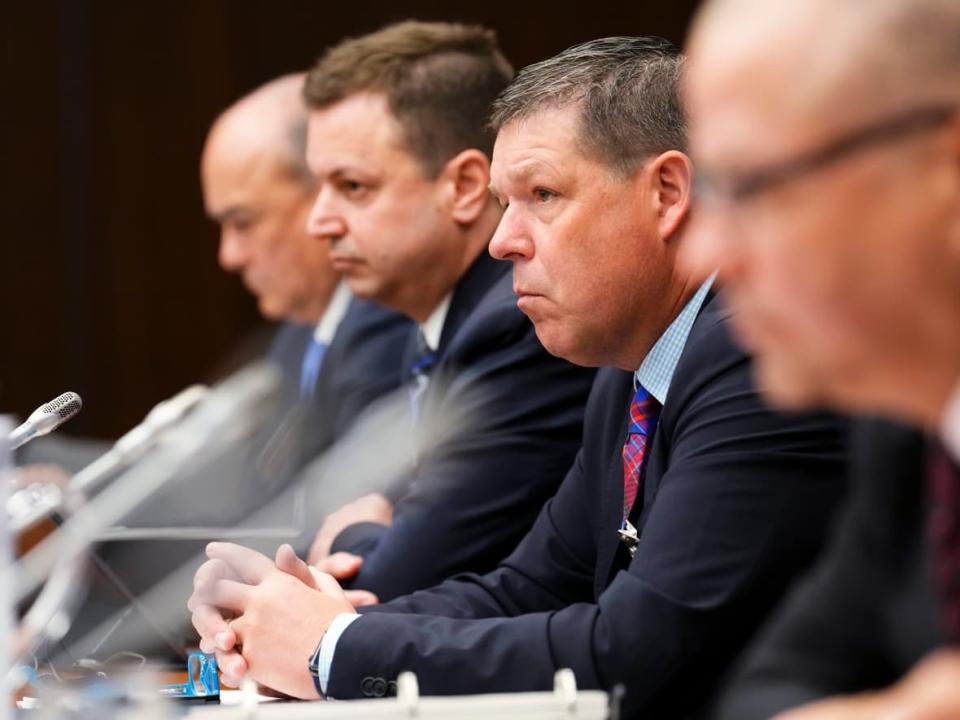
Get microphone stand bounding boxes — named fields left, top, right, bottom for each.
left=7, top=386, right=208, bottom=534
left=4, top=364, right=280, bottom=680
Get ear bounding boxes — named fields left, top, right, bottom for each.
left=440, top=149, right=493, bottom=225
left=647, top=150, right=693, bottom=243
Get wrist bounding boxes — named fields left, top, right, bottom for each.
left=307, top=631, right=327, bottom=698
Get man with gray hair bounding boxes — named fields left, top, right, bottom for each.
left=681, top=0, right=960, bottom=717
left=187, top=37, right=848, bottom=717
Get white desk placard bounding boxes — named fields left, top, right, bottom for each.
left=187, top=670, right=609, bottom=720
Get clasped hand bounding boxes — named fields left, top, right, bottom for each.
left=188, top=542, right=377, bottom=699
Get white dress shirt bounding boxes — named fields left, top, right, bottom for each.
left=315, top=282, right=352, bottom=346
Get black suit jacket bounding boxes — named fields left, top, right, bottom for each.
left=331, top=253, right=597, bottom=601
left=242, top=299, right=414, bottom=517
left=326, top=292, right=850, bottom=718
left=124, top=297, right=412, bottom=528
left=270, top=297, right=411, bottom=462
left=714, top=419, right=946, bottom=719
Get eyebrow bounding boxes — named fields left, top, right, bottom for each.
left=209, top=206, right=250, bottom=224
left=508, top=157, right=563, bottom=185
left=326, top=165, right=374, bottom=181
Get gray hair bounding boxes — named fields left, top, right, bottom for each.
left=489, top=36, right=686, bottom=177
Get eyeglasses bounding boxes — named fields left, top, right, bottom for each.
left=694, top=103, right=957, bottom=206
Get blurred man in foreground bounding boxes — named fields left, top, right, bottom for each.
left=683, top=0, right=960, bottom=717
left=189, top=37, right=848, bottom=717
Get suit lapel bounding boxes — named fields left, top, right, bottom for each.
left=594, top=375, right=634, bottom=598
left=436, top=251, right=509, bottom=359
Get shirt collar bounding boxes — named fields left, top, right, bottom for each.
left=420, top=293, right=453, bottom=352
left=942, top=376, right=960, bottom=464
left=313, top=281, right=351, bottom=346
left=634, top=274, right=716, bottom=405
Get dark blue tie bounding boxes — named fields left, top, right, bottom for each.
left=408, top=330, right=437, bottom=419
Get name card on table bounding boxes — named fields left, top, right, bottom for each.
left=187, top=670, right=611, bottom=720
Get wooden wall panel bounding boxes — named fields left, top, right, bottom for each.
left=1, top=0, right=699, bottom=438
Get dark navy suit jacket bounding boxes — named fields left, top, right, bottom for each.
left=57, top=297, right=411, bottom=661
left=715, top=420, right=946, bottom=719
left=331, top=253, right=597, bottom=601
left=326, top=292, right=849, bottom=718
left=270, top=297, right=412, bottom=462
left=130, top=297, right=413, bottom=527
left=246, top=298, right=414, bottom=515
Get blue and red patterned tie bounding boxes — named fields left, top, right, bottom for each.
left=929, top=443, right=960, bottom=640
left=620, top=385, right=661, bottom=554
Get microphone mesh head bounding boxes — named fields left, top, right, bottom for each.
left=42, top=391, right=83, bottom=420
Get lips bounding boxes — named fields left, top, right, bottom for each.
left=329, top=255, right=365, bottom=271
left=513, top=286, right=543, bottom=298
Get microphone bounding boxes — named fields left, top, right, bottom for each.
left=12, top=363, right=280, bottom=605
left=7, top=385, right=208, bottom=533
left=8, top=392, right=82, bottom=450
left=8, top=365, right=278, bottom=664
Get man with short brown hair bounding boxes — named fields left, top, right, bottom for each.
left=191, top=15, right=596, bottom=644
left=303, top=21, right=513, bottom=179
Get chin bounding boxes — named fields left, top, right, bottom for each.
left=343, top=274, right=382, bottom=302
left=753, top=354, right=825, bottom=413
left=258, top=300, right=287, bottom=323
left=533, top=324, right=602, bottom=368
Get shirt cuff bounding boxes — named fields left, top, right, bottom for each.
left=317, top=613, right=361, bottom=696
left=942, top=377, right=960, bottom=464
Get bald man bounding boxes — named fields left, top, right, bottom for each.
left=199, top=74, right=411, bottom=485
left=203, top=74, right=338, bottom=330
left=53, top=76, right=411, bottom=663
left=682, top=0, right=960, bottom=717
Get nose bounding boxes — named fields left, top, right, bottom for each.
left=217, top=226, right=248, bottom=272
left=489, top=207, right=534, bottom=262
left=306, top=186, right=348, bottom=242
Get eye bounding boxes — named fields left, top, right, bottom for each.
left=230, top=217, right=255, bottom=233
left=533, top=187, right=556, bottom=203
left=339, top=179, right=368, bottom=198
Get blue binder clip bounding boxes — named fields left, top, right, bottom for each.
left=159, top=651, right=220, bottom=703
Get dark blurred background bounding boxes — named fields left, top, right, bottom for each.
left=2, top=1, right=700, bottom=439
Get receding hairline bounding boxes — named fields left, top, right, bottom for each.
left=206, top=73, right=313, bottom=184
left=489, top=37, right=686, bottom=180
